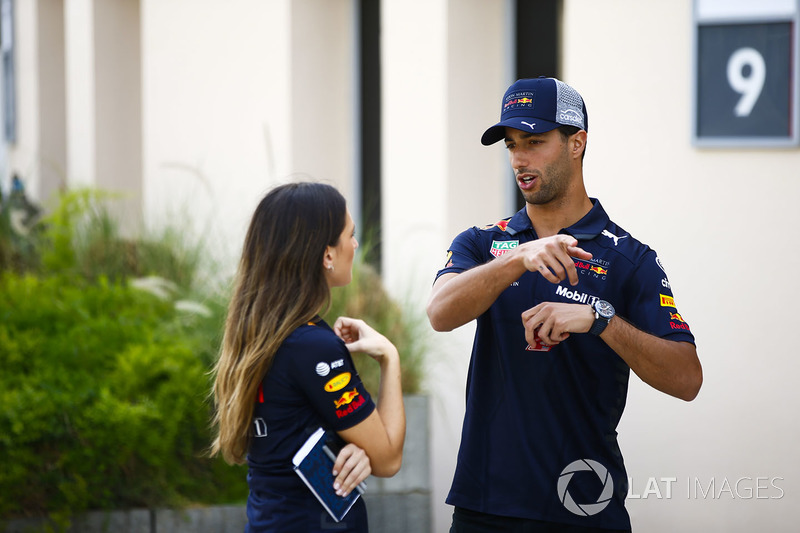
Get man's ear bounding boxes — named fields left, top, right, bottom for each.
left=571, top=130, right=587, bottom=159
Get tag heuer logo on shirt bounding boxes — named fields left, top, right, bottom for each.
left=490, top=240, right=519, bottom=258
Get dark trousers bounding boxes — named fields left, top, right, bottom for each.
left=450, top=507, right=632, bottom=533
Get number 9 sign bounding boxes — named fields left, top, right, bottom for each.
left=727, top=47, right=766, bottom=118
left=695, top=21, right=796, bottom=145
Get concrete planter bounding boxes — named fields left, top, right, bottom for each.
left=3, top=395, right=430, bottom=533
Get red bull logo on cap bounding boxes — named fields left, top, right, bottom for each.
left=503, top=91, right=535, bottom=110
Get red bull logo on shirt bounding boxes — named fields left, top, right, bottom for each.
left=490, top=240, right=519, bottom=258
left=334, top=388, right=360, bottom=408
left=670, top=312, right=685, bottom=323
left=574, top=259, right=610, bottom=280
left=669, top=312, right=691, bottom=331
left=335, top=389, right=366, bottom=419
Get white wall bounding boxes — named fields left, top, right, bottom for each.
left=8, top=0, right=66, bottom=204
left=381, top=1, right=508, bottom=530
left=563, top=0, right=800, bottom=530
left=142, top=0, right=356, bottom=273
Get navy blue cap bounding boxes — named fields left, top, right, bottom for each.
left=481, top=77, right=588, bottom=145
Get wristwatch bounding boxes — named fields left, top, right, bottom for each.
left=589, top=299, right=615, bottom=336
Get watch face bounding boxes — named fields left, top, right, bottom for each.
left=595, top=300, right=615, bottom=319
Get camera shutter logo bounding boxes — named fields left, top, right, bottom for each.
left=557, top=459, right=614, bottom=516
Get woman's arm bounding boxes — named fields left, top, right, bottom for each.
left=333, top=317, right=406, bottom=477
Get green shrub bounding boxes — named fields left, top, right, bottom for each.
left=0, top=273, right=246, bottom=520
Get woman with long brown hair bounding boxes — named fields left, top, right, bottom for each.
left=210, top=182, right=405, bottom=532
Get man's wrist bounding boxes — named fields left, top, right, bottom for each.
left=589, top=299, right=615, bottom=336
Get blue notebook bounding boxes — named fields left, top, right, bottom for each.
left=292, top=427, right=365, bottom=522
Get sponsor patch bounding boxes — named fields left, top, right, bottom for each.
left=660, top=294, right=676, bottom=308
left=325, top=372, right=351, bottom=393
left=480, top=219, right=510, bottom=231
left=336, top=394, right=366, bottom=419
left=444, top=250, right=453, bottom=268
left=556, top=285, right=600, bottom=306
left=503, top=91, right=535, bottom=111
left=334, top=388, right=360, bottom=409
left=574, top=259, right=610, bottom=279
left=253, top=417, right=268, bottom=438
left=601, top=229, right=628, bottom=246
left=490, top=240, right=519, bottom=258
left=315, top=362, right=331, bottom=377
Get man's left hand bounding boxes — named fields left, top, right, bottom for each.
left=521, top=302, right=595, bottom=346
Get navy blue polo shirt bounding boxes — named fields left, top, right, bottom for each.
left=245, top=319, right=375, bottom=533
left=437, top=199, right=695, bottom=530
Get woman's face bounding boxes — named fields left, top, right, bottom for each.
left=325, top=210, right=358, bottom=288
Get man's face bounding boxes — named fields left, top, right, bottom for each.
left=504, top=127, right=573, bottom=206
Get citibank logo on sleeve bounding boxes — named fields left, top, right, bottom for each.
left=490, top=240, right=519, bottom=258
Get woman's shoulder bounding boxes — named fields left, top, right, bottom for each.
left=269, top=320, right=350, bottom=386
left=278, top=319, right=346, bottom=362
left=286, top=319, right=339, bottom=344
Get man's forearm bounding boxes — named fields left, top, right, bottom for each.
left=601, top=316, right=703, bottom=401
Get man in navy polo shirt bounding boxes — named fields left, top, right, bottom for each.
left=427, top=77, right=702, bottom=532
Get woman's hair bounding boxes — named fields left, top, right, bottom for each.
left=210, top=181, right=347, bottom=464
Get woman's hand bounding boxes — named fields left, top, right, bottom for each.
left=333, top=317, right=398, bottom=363
left=332, top=443, right=371, bottom=497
